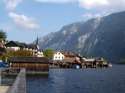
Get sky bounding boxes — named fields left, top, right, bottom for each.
left=0, top=0, right=125, bottom=43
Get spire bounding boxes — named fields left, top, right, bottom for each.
left=36, top=36, right=39, bottom=50
left=36, top=36, right=39, bottom=45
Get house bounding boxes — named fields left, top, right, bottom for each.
left=53, top=52, right=65, bottom=61
left=62, top=51, right=81, bottom=63
left=63, top=57, right=80, bottom=63
left=62, top=51, right=77, bottom=58
left=82, top=58, right=95, bottom=67
left=8, top=57, right=49, bottom=74
left=82, top=57, right=108, bottom=68
left=53, top=51, right=81, bottom=63
left=35, top=50, right=44, bottom=57
left=51, top=51, right=82, bottom=68
left=5, top=41, right=22, bottom=51
left=59, top=57, right=81, bottom=68
left=5, top=41, right=44, bottom=57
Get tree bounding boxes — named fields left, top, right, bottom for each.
left=1, top=50, right=34, bottom=62
left=0, top=30, right=6, bottom=42
left=43, top=49, right=54, bottom=59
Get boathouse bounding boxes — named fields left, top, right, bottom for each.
left=82, top=58, right=108, bottom=68
left=63, top=57, right=82, bottom=68
left=8, top=57, right=49, bottom=74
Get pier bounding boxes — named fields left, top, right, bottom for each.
left=0, top=68, right=26, bottom=93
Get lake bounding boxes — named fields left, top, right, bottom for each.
left=27, top=65, right=125, bottom=93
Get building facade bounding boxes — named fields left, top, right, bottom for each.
left=53, top=52, right=65, bottom=61
left=8, top=57, right=49, bottom=74
left=5, top=41, right=44, bottom=57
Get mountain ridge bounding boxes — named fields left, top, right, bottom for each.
left=38, top=11, right=125, bottom=63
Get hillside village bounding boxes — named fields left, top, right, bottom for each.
left=0, top=38, right=110, bottom=69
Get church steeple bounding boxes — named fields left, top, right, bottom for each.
left=36, top=36, right=39, bottom=50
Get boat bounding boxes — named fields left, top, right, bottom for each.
left=108, top=63, right=112, bottom=67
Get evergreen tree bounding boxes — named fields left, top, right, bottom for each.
left=0, top=30, right=6, bottom=42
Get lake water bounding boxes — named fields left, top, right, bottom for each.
left=27, top=65, right=125, bottom=93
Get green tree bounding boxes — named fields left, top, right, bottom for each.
left=0, top=30, right=6, bottom=42
left=43, top=49, right=54, bottom=59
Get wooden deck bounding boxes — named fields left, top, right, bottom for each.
left=0, top=68, right=26, bottom=93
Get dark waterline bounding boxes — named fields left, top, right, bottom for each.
left=27, top=65, right=125, bottom=93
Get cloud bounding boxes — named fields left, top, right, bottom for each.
left=35, top=0, right=76, bottom=3
left=4, top=0, right=40, bottom=30
left=4, top=0, right=23, bottom=11
left=79, top=0, right=109, bottom=9
left=34, top=0, right=125, bottom=19
left=9, top=12, right=39, bottom=30
left=78, top=0, right=125, bottom=19
left=4, top=0, right=125, bottom=30
left=79, top=0, right=125, bottom=15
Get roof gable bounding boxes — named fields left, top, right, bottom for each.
left=5, top=41, right=20, bottom=47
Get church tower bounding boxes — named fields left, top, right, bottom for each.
left=36, top=36, right=39, bottom=50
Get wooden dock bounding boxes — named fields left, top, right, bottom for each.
left=8, top=57, right=49, bottom=75
left=0, top=86, right=9, bottom=93
left=0, top=68, right=26, bottom=93
left=50, top=58, right=109, bottom=69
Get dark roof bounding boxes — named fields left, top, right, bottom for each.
left=5, top=41, right=37, bottom=49
left=5, top=41, right=20, bottom=47
left=8, top=57, right=49, bottom=64
left=62, top=51, right=77, bottom=57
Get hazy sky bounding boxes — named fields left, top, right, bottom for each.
left=0, top=0, right=125, bottom=43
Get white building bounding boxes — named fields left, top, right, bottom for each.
left=7, top=47, right=20, bottom=51
left=53, top=52, right=65, bottom=61
left=36, top=51, right=44, bottom=57
left=5, top=41, right=21, bottom=51
left=82, top=58, right=95, bottom=62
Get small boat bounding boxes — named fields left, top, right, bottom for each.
left=108, top=63, right=112, bottom=67
left=76, top=65, right=80, bottom=69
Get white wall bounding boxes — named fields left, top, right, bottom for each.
left=36, top=51, right=44, bottom=57
left=7, top=47, right=20, bottom=51
left=53, top=52, right=65, bottom=61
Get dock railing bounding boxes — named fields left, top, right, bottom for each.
left=6, top=68, right=26, bottom=93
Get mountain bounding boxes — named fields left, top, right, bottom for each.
left=38, top=11, right=125, bottom=63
